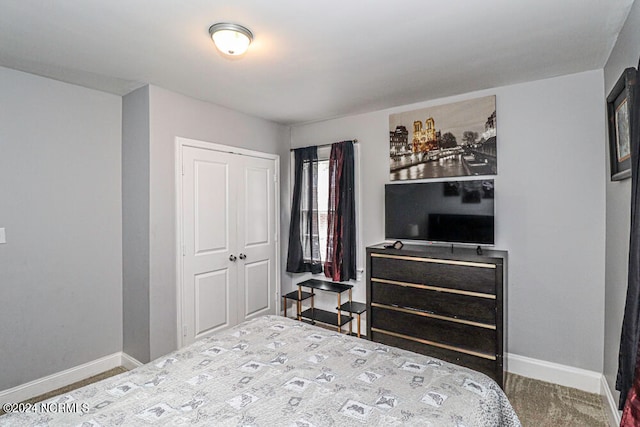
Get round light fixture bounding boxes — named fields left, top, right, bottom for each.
left=209, top=23, right=253, bottom=56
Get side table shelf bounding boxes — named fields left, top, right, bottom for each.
left=282, top=290, right=314, bottom=320
left=299, top=308, right=352, bottom=329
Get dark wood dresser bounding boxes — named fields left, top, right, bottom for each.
left=366, top=243, right=507, bottom=387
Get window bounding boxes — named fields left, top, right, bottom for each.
left=288, top=142, right=360, bottom=281
left=317, top=159, right=329, bottom=261
left=299, top=157, right=329, bottom=263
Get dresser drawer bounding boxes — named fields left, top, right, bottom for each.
left=370, top=306, right=496, bottom=357
left=370, top=254, right=496, bottom=295
left=370, top=329, right=500, bottom=383
left=370, top=280, right=496, bottom=325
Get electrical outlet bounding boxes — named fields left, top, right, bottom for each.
left=0, top=228, right=5, bottom=244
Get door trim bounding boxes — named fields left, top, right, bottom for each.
left=175, top=136, right=280, bottom=349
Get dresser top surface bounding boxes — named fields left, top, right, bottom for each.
left=367, top=243, right=507, bottom=263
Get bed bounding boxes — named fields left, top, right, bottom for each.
left=0, top=315, right=521, bottom=426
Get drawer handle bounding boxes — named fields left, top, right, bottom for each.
left=371, top=303, right=496, bottom=330
left=371, top=327, right=496, bottom=361
left=371, top=253, right=496, bottom=269
left=371, top=278, right=496, bottom=300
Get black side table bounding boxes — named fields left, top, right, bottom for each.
left=338, top=301, right=367, bottom=338
left=297, top=279, right=353, bottom=332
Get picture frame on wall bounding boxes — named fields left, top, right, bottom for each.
left=388, top=95, right=497, bottom=181
left=607, top=67, right=636, bottom=181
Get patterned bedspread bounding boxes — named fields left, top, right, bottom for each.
left=0, top=315, right=521, bottom=426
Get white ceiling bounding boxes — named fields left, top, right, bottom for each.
left=0, top=0, right=634, bottom=125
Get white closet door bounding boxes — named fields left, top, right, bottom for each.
left=182, top=146, right=239, bottom=345
left=181, top=144, right=277, bottom=347
left=236, top=156, right=276, bottom=323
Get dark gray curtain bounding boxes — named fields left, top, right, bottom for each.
left=286, top=146, right=323, bottom=274
left=324, top=141, right=357, bottom=282
left=617, top=64, right=640, bottom=409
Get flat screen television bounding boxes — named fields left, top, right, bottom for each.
left=385, top=179, right=495, bottom=245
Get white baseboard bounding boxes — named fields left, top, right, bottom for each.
left=507, top=353, right=621, bottom=427
left=0, top=352, right=138, bottom=405
left=507, top=353, right=602, bottom=393
left=600, top=375, right=621, bottom=427
left=120, top=352, right=143, bottom=370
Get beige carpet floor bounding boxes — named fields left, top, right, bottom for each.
left=505, top=373, right=610, bottom=426
left=1, top=368, right=611, bottom=425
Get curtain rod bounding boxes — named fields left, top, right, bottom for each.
left=289, top=139, right=358, bottom=152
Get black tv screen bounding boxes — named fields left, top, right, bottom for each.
left=385, top=179, right=495, bottom=245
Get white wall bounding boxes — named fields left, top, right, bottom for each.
left=0, top=67, right=123, bottom=389
left=289, top=70, right=607, bottom=372
left=122, top=86, right=150, bottom=363
left=122, top=85, right=290, bottom=361
left=603, top=0, right=640, bottom=408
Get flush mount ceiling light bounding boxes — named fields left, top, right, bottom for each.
left=209, top=23, right=253, bottom=56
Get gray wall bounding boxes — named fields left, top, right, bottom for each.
left=122, top=85, right=290, bottom=361
left=0, top=66, right=123, bottom=389
left=603, top=0, right=640, bottom=407
left=122, top=86, right=150, bottom=363
left=289, top=69, right=607, bottom=372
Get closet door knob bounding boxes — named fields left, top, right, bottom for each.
left=229, top=254, right=237, bottom=262
left=239, top=253, right=246, bottom=260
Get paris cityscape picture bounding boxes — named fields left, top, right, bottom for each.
left=389, top=95, right=497, bottom=181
